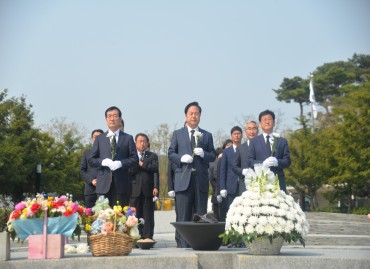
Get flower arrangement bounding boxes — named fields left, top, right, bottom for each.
left=87, top=196, right=143, bottom=240
left=6, top=193, right=85, bottom=241
left=220, top=164, right=309, bottom=247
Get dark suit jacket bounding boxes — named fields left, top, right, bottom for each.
left=80, top=149, right=97, bottom=195
left=248, top=134, right=291, bottom=192
left=130, top=151, right=159, bottom=197
left=88, top=131, right=138, bottom=195
left=168, top=127, right=216, bottom=193
left=167, top=161, right=178, bottom=192
left=220, top=146, right=241, bottom=195
left=233, top=141, right=250, bottom=179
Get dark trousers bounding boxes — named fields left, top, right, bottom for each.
left=84, top=193, right=97, bottom=208
left=130, top=192, right=155, bottom=239
left=97, top=178, right=129, bottom=207
left=175, top=174, right=208, bottom=247
left=226, top=180, right=244, bottom=215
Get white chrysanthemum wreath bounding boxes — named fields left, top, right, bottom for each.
left=220, top=164, right=309, bottom=247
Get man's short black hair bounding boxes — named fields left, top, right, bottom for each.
left=105, top=106, right=122, bottom=118
left=184, top=101, right=202, bottom=115
left=222, top=139, right=232, bottom=149
left=91, top=129, right=104, bottom=138
left=135, top=133, right=149, bottom=143
left=230, top=126, right=242, bottom=135
left=258, top=110, right=275, bottom=122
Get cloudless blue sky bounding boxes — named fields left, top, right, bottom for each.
left=1, top=0, right=369, bottom=142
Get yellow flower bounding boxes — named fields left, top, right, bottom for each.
left=123, top=206, right=129, bottom=213
left=85, top=224, right=92, bottom=231
left=21, top=208, right=28, bottom=218
left=113, top=205, right=122, bottom=213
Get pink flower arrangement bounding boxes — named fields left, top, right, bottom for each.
left=7, top=193, right=87, bottom=240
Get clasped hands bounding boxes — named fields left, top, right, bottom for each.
left=102, top=158, right=122, bottom=171
left=263, top=156, right=278, bottom=167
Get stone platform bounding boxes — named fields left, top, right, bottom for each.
left=1, top=211, right=369, bottom=269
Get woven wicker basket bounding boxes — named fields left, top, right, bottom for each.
left=90, top=232, right=133, bottom=256
left=246, top=236, right=284, bottom=255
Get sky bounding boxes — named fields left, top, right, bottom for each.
left=1, top=0, right=369, bottom=143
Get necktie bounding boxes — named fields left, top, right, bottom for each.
left=266, top=135, right=271, bottom=156
left=111, top=134, right=116, bottom=159
left=140, top=152, right=145, bottom=161
left=190, top=130, right=196, bottom=149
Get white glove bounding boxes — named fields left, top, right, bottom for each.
left=263, top=157, right=278, bottom=167
left=268, top=157, right=278, bottom=167
left=168, top=191, right=175, bottom=197
left=220, top=189, right=227, bottom=198
left=263, top=158, right=274, bottom=167
left=109, top=160, right=122, bottom=171
left=102, top=158, right=113, bottom=167
left=216, top=195, right=222, bottom=203
left=193, top=147, right=204, bottom=158
left=180, top=154, right=193, bottom=163
left=242, top=169, right=248, bottom=176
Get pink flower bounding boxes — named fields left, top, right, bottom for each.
left=69, top=202, right=78, bottom=213
left=104, top=222, right=113, bottom=232
left=15, top=202, right=26, bottom=211
left=126, top=216, right=138, bottom=227
left=58, top=196, right=68, bottom=203
left=85, top=208, right=93, bottom=216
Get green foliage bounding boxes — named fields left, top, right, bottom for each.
left=0, top=89, right=86, bottom=203
left=314, top=206, right=340, bottom=213
left=351, top=205, right=370, bottom=215
left=278, top=54, right=370, bottom=210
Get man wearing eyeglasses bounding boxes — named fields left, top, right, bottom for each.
left=247, top=110, right=291, bottom=192
left=232, top=121, right=259, bottom=187
left=89, top=106, right=138, bottom=207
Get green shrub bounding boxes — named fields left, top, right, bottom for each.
left=314, top=206, right=340, bottom=213
left=352, top=205, right=370, bottom=215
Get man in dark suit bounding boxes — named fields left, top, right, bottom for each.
left=129, top=133, right=159, bottom=240
left=168, top=101, right=216, bottom=248
left=248, top=110, right=291, bottom=192
left=89, top=106, right=138, bottom=207
left=80, top=129, right=104, bottom=208
left=233, top=120, right=259, bottom=185
left=219, top=126, right=244, bottom=210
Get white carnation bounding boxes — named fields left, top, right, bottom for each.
left=237, top=225, right=244, bottom=235
left=255, top=224, right=265, bottom=235
left=251, top=206, right=260, bottom=215
left=257, top=216, right=268, bottom=226
left=264, top=223, right=274, bottom=235
left=245, top=224, right=255, bottom=234
left=248, top=215, right=258, bottom=226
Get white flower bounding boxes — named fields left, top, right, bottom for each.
left=193, top=131, right=203, bottom=146
left=64, top=244, right=77, bottom=254
left=222, top=166, right=309, bottom=247
left=129, top=226, right=140, bottom=239
left=264, top=223, right=274, bottom=235
left=76, top=244, right=89, bottom=254
left=257, top=216, right=268, bottom=226
left=106, top=132, right=115, bottom=138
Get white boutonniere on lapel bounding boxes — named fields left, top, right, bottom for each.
left=106, top=132, right=115, bottom=138
left=107, top=132, right=117, bottom=160
left=271, top=133, right=280, bottom=156
left=191, top=131, right=203, bottom=158
left=194, top=131, right=203, bottom=147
